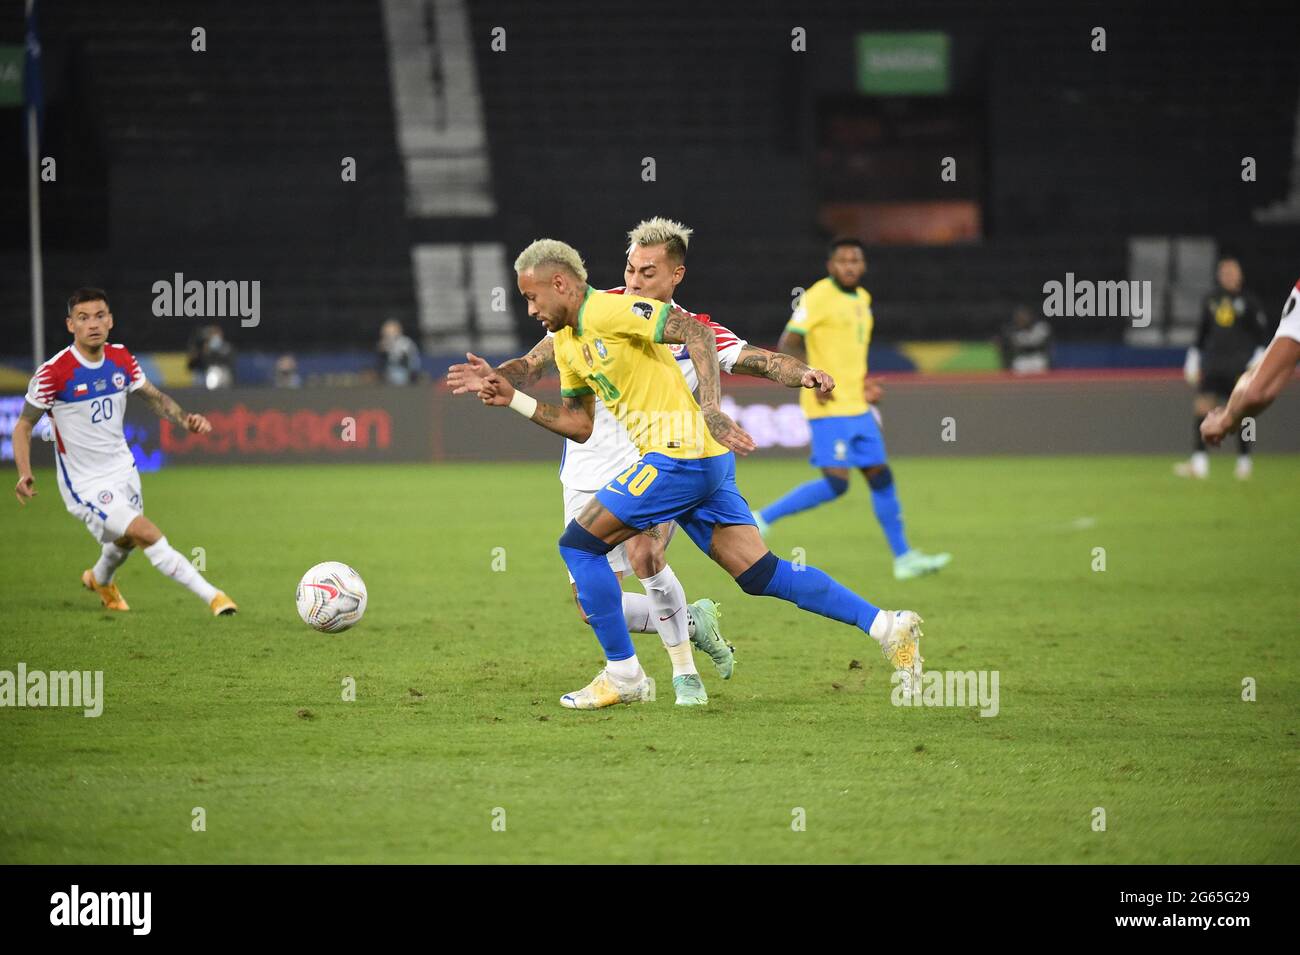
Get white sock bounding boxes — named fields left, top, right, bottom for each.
left=93, top=543, right=131, bottom=585
left=639, top=566, right=689, bottom=648
left=665, top=640, right=698, bottom=677
left=143, top=536, right=218, bottom=603
left=867, top=609, right=894, bottom=646
left=1191, top=451, right=1208, bottom=472
left=606, top=655, right=643, bottom=684
left=622, top=592, right=656, bottom=633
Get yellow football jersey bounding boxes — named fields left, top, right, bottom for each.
left=554, top=287, right=728, bottom=460
left=784, top=276, right=873, bottom=419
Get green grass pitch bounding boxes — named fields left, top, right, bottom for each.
left=1, top=456, right=1297, bottom=864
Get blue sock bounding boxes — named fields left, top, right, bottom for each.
left=559, top=522, right=635, bottom=662
left=760, top=474, right=848, bottom=525
left=737, top=552, right=880, bottom=634
left=867, top=467, right=909, bottom=557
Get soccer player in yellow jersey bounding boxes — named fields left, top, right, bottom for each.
left=754, top=238, right=951, bottom=581
left=451, top=217, right=826, bottom=707
left=460, top=239, right=925, bottom=710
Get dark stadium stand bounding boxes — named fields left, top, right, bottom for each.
left=2, top=0, right=1297, bottom=356
left=1, top=0, right=413, bottom=354
left=468, top=0, right=1299, bottom=345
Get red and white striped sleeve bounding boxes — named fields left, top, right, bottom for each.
left=24, top=361, right=59, bottom=410
left=692, top=313, right=748, bottom=373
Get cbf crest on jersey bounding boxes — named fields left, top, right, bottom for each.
left=631, top=301, right=654, bottom=320
left=594, top=339, right=608, bottom=360
left=582, top=343, right=595, bottom=368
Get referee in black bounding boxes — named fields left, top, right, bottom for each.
left=1176, top=255, right=1271, bottom=479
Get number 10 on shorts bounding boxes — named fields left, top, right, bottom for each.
left=613, top=462, right=659, bottom=496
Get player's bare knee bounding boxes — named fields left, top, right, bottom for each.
left=629, top=551, right=661, bottom=579
left=125, top=515, right=162, bottom=548
left=625, top=535, right=665, bottom=578
left=710, top=523, right=769, bottom=578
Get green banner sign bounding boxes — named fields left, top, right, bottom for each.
left=856, top=32, right=949, bottom=95
left=0, top=44, right=23, bottom=107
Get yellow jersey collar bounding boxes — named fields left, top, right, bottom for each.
left=576, top=285, right=595, bottom=337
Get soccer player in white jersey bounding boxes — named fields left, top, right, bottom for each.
left=13, top=288, right=238, bottom=616
left=448, top=218, right=835, bottom=705
left=1201, top=277, right=1300, bottom=445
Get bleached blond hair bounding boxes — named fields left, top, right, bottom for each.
left=626, top=216, right=693, bottom=262
left=513, top=238, right=587, bottom=283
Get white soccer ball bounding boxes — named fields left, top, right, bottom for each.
left=296, top=561, right=367, bottom=632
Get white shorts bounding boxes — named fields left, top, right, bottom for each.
left=561, top=486, right=679, bottom=583
left=563, top=486, right=632, bottom=582
left=57, top=468, right=144, bottom=545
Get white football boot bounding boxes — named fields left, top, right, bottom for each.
left=878, top=610, right=924, bottom=696
left=560, top=668, right=656, bottom=710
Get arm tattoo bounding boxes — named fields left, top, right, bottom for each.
left=662, top=312, right=722, bottom=410
left=734, top=349, right=769, bottom=376
left=138, top=382, right=187, bottom=425
left=529, top=393, right=593, bottom=441
left=496, top=337, right=556, bottom=389
left=703, top=407, right=734, bottom=437
left=763, top=351, right=809, bottom=387
left=565, top=393, right=592, bottom=417
left=495, top=359, right=531, bottom=390
left=660, top=311, right=689, bottom=345
left=734, top=346, right=810, bottom=386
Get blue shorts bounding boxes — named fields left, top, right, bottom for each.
left=808, top=412, right=887, bottom=468
left=594, top=451, right=756, bottom=553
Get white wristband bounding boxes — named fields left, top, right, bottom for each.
left=508, top=389, right=538, bottom=419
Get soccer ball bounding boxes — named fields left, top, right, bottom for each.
left=296, top=561, right=367, bottom=632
